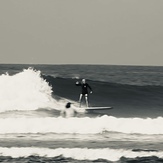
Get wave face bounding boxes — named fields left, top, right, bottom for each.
left=44, top=75, right=163, bottom=118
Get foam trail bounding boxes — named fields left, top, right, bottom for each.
left=0, top=68, right=61, bottom=112
left=0, top=147, right=163, bottom=161
left=1, top=116, right=163, bottom=134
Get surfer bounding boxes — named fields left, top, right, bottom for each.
left=60, top=102, right=77, bottom=118
left=75, top=79, right=92, bottom=107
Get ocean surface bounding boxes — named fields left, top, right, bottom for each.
left=0, top=64, right=163, bottom=162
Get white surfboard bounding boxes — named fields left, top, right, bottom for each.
left=85, top=106, right=113, bottom=111
left=73, top=106, right=113, bottom=114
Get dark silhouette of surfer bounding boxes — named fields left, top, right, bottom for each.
left=60, top=102, right=76, bottom=117
left=65, top=102, right=71, bottom=108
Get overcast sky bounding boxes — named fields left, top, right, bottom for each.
left=0, top=0, right=163, bottom=66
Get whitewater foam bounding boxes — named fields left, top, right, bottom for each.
left=0, top=116, right=163, bottom=134
left=0, top=68, right=62, bottom=112
left=0, top=147, right=162, bottom=161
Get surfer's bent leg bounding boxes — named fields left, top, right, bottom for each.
left=85, top=94, right=89, bottom=108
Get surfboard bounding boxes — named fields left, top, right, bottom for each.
left=85, top=106, right=113, bottom=111
left=73, top=106, right=113, bottom=114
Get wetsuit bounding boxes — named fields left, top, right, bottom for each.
left=76, top=82, right=92, bottom=95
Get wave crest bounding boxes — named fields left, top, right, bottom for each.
left=0, top=68, right=56, bottom=112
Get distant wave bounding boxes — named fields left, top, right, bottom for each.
left=0, top=147, right=162, bottom=162
left=0, top=116, right=163, bottom=134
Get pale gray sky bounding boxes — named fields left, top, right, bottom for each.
left=0, top=0, right=163, bottom=65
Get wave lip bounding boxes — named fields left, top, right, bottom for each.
left=0, top=68, right=58, bottom=112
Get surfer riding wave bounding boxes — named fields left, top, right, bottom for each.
left=76, top=79, right=92, bottom=107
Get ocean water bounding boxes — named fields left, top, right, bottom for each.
left=0, top=64, right=163, bottom=162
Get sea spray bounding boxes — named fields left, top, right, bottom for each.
left=0, top=68, right=58, bottom=112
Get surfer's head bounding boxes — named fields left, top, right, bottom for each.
left=82, top=79, right=86, bottom=83
left=65, top=102, right=71, bottom=109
